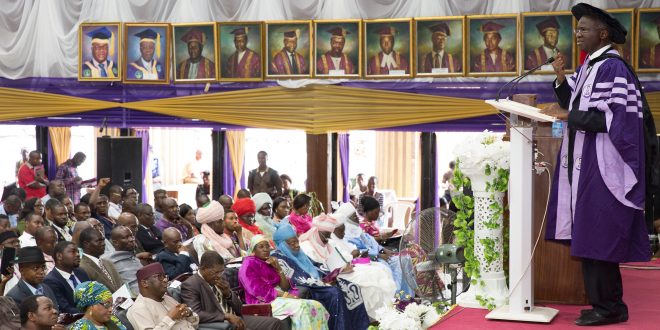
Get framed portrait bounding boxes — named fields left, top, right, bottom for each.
left=217, top=22, right=264, bottom=82
left=636, top=8, right=660, bottom=72
left=78, top=22, right=122, bottom=81
left=313, top=20, right=362, bottom=78
left=265, top=20, right=313, bottom=79
left=607, top=9, right=634, bottom=66
left=521, top=12, right=575, bottom=74
left=363, top=18, right=413, bottom=79
left=123, top=23, right=170, bottom=84
left=414, top=16, right=465, bottom=77
left=172, top=23, right=218, bottom=83
left=466, top=15, right=518, bottom=76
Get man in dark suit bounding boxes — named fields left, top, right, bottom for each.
left=135, top=203, right=164, bottom=254
left=6, top=247, right=59, bottom=309
left=181, top=251, right=284, bottom=330
left=43, top=241, right=89, bottom=313
left=78, top=227, right=123, bottom=292
left=156, top=227, right=195, bottom=280
left=45, top=199, right=71, bottom=242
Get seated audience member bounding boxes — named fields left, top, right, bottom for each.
left=272, top=222, right=369, bottom=330
left=239, top=235, right=330, bottom=330
left=194, top=201, right=239, bottom=261
left=127, top=263, right=199, bottom=329
left=35, top=227, right=57, bottom=274
left=86, top=218, right=115, bottom=255
left=107, top=185, right=123, bottom=220
left=135, top=203, right=165, bottom=254
left=40, top=180, right=66, bottom=206
left=92, top=195, right=115, bottom=239
left=0, top=195, right=22, bottom=228
left=330, top=204, right=397, bottom=317
left=232, top=198, right=262, bottom=240
left=181, top=251, right=286, bottom=330
left=16, top=197, right=44, bottom=234
left=71, top=221, right=91, bottom=248
left=0, top=214, right=11, bottom=232
left=236, top=189, right=252, bottom=199
left=73, top=202, right=92, bottom=222
left=253, top=193, right=277, bottom=240
left=19, top=295, right=63, bottom=330
left=218, top=194, right=234, bottom=213
left=7, top=247, right=59, bottom=309
left=152, top=189, right=167, bottom=222
left=19, top=213, right=45, bottom=247
left=1, top=230, right=21, bottom=294
left=122, top=187, right=139, bottom=206
left=59, top=197, right=76, bottom=227
left=45, top=199, right=71, bottom=242
left=102, top=226, right=142, bottom=296
left=340, top=203, right=415, bottom=297
left=289, top=194, right=313, bottom=235
left=357, top=177, right=385, bottom=226
left=71, top=281, right=128, bottom=330
left=272, top=197, right=290, bottom=224
left=195, top=193, right=210, bottom=209
left=156, top=228, right=195, bottom=280
left=78, top=227, right=123, bottom=293
left=117, top=212, right=146, bottom=253
left=280, top=174, right=299, bottom=202
left=179, top=203, right=200, bottom=236
left=0, top=296, right=20, bottom=330
left=156, top=198, right=192, bottom=240
left=360, top=196, right=398, bottom=248
left=43, top=241, right=90, bottom=313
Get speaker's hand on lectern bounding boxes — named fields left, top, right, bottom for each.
left=552, top=52, right=566, bottom=84
left=540, top=103, right=568, bottom=121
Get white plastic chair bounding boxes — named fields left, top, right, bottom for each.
left=385, top=201, right=415, bottom=230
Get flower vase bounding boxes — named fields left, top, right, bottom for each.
left=456, top=169, right=509, bottom=309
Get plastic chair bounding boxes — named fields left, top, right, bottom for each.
left=385, top=201, right=415, bottom=229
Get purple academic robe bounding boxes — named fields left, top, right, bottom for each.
left=270, top=49, right=308, bottom=75
left=524, top=46, right=572, bottom=70
left=367, top=51, right=409, bottom=75
left=316, top=52, right=355, bottom=75
left=640, top=43, right=660, bottom=68
left=419, top=51, right=461, bottom=73
left=471, top=48, right=515, bottom=72
left=545, top=49, right=650, bottom=263
left=226, top=48, right=261, bottom=78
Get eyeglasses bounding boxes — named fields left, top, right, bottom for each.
left=573, top=27, right=605, bottom=35
left=97, top=301, right=113, bottom=309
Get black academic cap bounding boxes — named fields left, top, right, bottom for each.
left=571, top=3, right=627, bottom=44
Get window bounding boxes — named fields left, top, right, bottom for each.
left=0, top=125, right=36, bottom=187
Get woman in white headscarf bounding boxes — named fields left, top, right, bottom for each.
left=252, top=192, right=277, bottom=240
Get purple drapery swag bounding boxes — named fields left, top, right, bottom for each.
left=338, top=133, right=350, bottom=203
left=47, top=133, right=57, bottom=180
left=135, top=129, right=149, bottom=203
left=223, top=138, right=235, bottom=197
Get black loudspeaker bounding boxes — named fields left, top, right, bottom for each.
left=97, top=137, right=142, bottom=196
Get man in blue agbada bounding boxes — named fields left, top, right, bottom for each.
left=543, top=3, right=651, bottom=327
left=127, top=28, right=165, bottom=80
left=82, top=27, right=118, bottom=78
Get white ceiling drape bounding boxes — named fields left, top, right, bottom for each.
left=0, top=0, right=658, bottom=80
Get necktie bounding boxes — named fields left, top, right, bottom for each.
left=434, top=53, right=441, bottom=68
left=99, top=261, right=115, bottom=287
left=213, top=286, right=233, bottom=314
left=99, top=63, right=107, bottom=77
left=35, top=286, right=43, bottom=295
left=69, top=274, right=79, bottom=288
left=290, top=54, right=299, bottom=74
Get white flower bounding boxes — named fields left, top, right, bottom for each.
left=453, top=131, right=510, bottom=177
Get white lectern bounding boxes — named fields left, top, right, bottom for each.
left=483, top=99, right=559, bottom=323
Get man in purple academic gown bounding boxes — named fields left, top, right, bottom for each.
left=419, top=22, right=461, bottom=73
left=366, top=26, right=409, bottom=75
left=543, top=3, right=650, bottom=326
left=316, top=27, right=356, bottom=75
left=471, top=21, right=515, bottom=73
left=225, top=27, right=261, bottom=78
left=270, top=30, right=308, bottom=75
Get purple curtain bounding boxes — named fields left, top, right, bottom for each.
left=46, top=133, right=57, bottom=180
left=223, top=138, right=235, bottom=196
left=338, top=133, right=350, bottom=202
left=135, top=129, right=149, bottom=203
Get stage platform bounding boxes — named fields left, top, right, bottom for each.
left=431, top=261, right=660, bottom=329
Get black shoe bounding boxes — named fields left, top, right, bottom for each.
left=575, top=311, right=626, bottom=326
left=580, top=309, right=594, bottom=316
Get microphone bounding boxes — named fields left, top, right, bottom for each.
left=99, top=117, right=107, bottom=134
left=496, top=56, right=555, bottom=101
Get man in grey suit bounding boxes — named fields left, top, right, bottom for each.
left=78, top=227, right=123, bottom=292
left=101, top=226, right=142, bottom=297
left=6, top=247, right=59, bottom=309
left=180, top=251, right=285, bottom=330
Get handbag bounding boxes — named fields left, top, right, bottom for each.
left=240, top=303, right=272, bottom=317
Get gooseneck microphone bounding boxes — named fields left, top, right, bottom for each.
left=496, top=56, right=556, bottom=101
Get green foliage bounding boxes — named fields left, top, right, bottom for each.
left=476, top=295, right=497, bottom=311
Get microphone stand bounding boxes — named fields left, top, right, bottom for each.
left=496, top=57, right=555, bottom=101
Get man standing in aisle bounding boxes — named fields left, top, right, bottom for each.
left=543, top=3, right=654, bottom=326
left=18, top=151, right=48, bottom=200
left=247, top=151, right=282, bottom=199
left=55, top=152, right=87, bottom=204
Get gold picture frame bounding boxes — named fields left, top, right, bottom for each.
left=172, top=23, right=218, bottom=83
left=217, top=22, right=264, bottom=82
left=520, top=11, right=576, bottom=74
left=606, top=8, right=635, bottom=68
left=466, top=14, right=519, bottom=77
left=414, top=16, right=465, bottom=77
left=122, top=23, right=171, bottom=84
left=265, top=20, right=313, bottom=79
left=363, top=18, right=413, bottom=79
left=313, top=19, right=362, bottom=79
left=635, top=8, right=660, bottom=72
left=78, top=22, right=122, bottom=82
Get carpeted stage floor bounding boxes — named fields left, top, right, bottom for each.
left=430, top=263, right=660, bottom=329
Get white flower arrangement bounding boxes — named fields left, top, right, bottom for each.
left=373, top=302, right=441, bottom=330
left=452, top=130, right=509, bottom=177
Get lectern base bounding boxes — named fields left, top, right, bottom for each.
left=485, top=305, right=559, bottom=323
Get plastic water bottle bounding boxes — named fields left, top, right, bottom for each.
left=552, top=121, right=563, bottom=138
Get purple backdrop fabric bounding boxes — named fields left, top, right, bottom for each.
left=223, top=138, right=235, bottom=197
left=135, top=130, right=149, bottom=203
left=47, top=133, right=56, bottom=181
left=338, top=133, right=350, bottom=202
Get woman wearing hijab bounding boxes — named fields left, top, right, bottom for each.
left=194, top=201, right=244, bottom=261
left=252, top=193, right=277, bottom=240
left=272, top=222, right=369, bottom=330
left=238, top=235, right=329, bottom=330
left=71, top=281, right=127, bottom=330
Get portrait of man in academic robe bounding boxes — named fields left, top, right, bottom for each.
left=79, top=24, right=121, bottom=81
left=314, top=21, right=360, bottom=78
left=124, top=24, right=170, bottom=84
left=266, top=21, right=312, bottom=78
left=364, top=20, right=412, bottom=78
left=173, top=24, right=217, bottom=82
left=522, top=14, right=574, bottom=73
left=607, top=9, right=634, bottom=65
left=468, top=17, right=518, bottom=75
left=416, top=18, right=464, bottom=76
left=219, top=23, right=263, bottom=81
left=636, top=9, right=660, bottom=71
